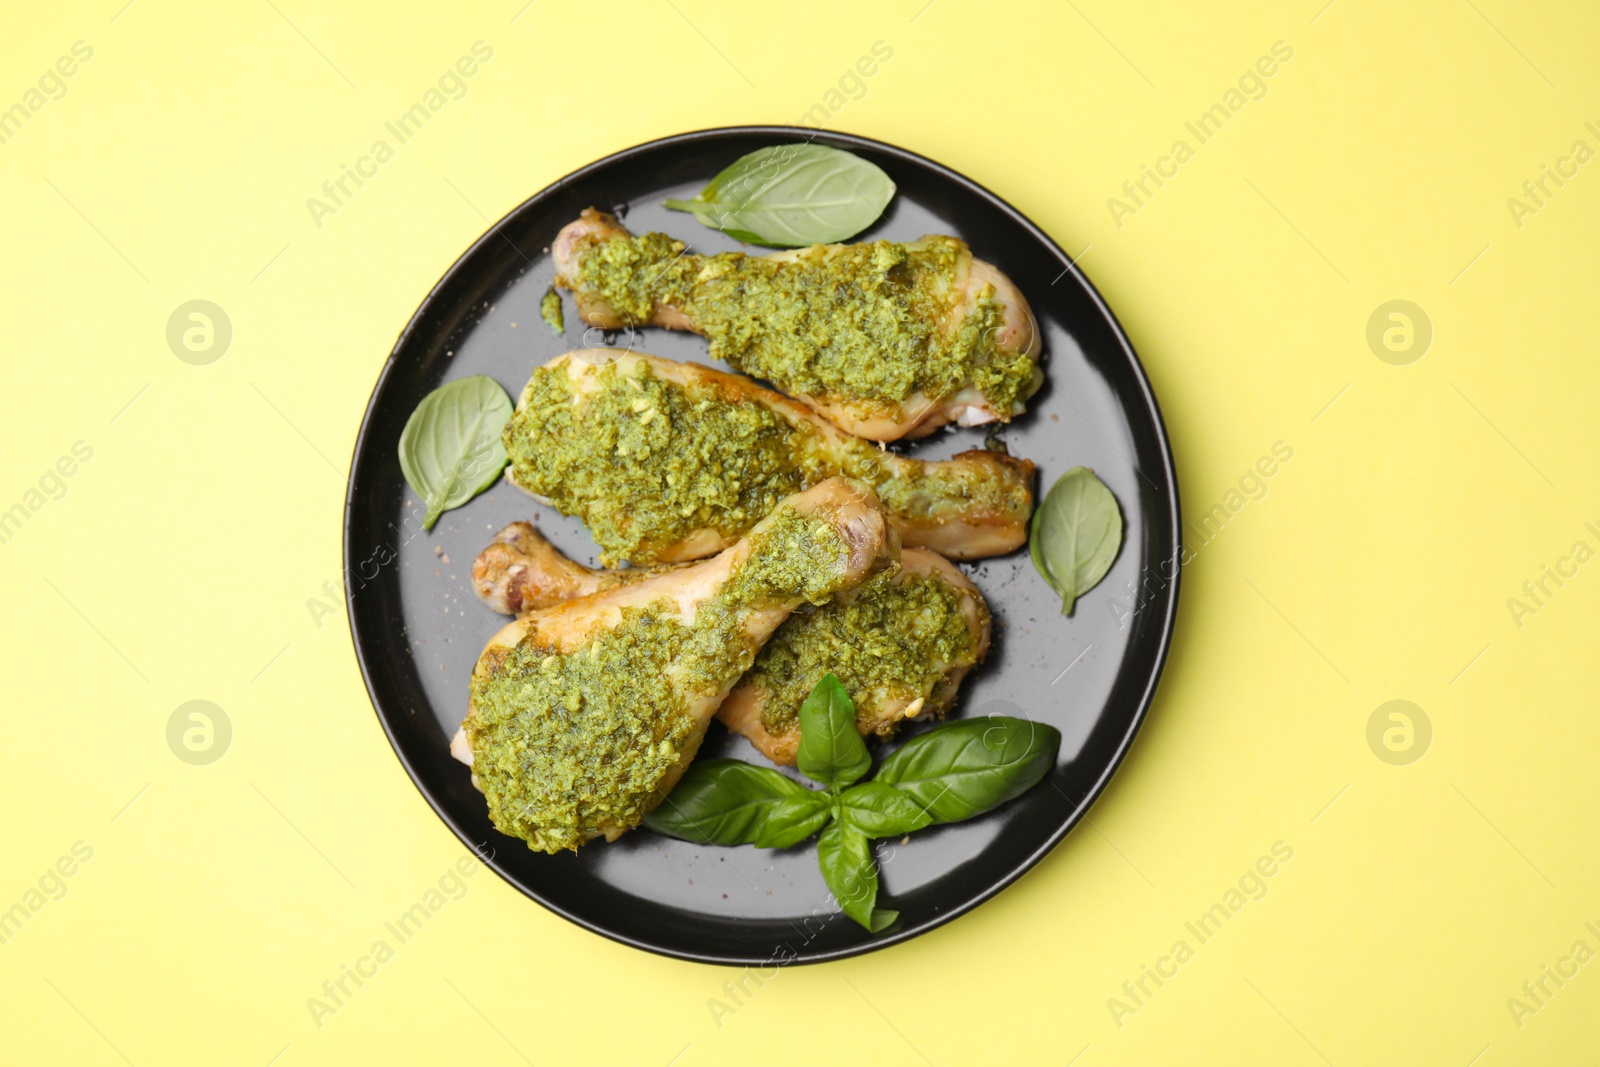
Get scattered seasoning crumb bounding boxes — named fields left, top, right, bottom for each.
left=510, top=322, right=519, bottom=329
left=433, top=545, right=443, bottom=557
left=440, top=554, right=450, bottom=564
left=539, top=286, right=564, bottom=334
left=900, top=835, right=910, bottom=845
left=1050, top=413, right=1059, bottom=422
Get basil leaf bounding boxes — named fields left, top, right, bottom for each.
left=795, top=673, right=871, bottom=791
left=816, top=822, right=897, bottom=932
left=663, top=144, right=895, bottom=248
left=643, top=759, right=820, bottom=846
left=1029, top=466, right=1123, bottom=615
left=751, top=793, right=833, bottom=849
left=398, top=376, right=513, bottom=531
left=875, top=717, right=1060, bottom=825
left=839, top=782, right=932, bottom=839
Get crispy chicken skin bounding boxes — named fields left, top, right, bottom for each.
left=503, top=349, right=1035, bottom=563
left=552, top=208, right=1042, bottom=442
left=472, top=521, right=991, bottom=766
left=453, top=478, right=894, bottom=851
left=471, top=521, right=672, bottom=614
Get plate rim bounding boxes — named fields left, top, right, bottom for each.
left=343, top=124, right=1182, bottom=965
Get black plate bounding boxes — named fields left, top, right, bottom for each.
left=345, top=127, right=1180, bottom=965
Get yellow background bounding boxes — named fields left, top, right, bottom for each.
left=3, top=1, right=1597, bottom=1063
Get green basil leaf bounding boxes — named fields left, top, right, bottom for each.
left=875, top=717, right=1060, bottom=825
left=750, top=792, right=833, bottom=849
left=816, top=822, right=897, bottom=932
left=839, top=781, right=932, bottom=839
left=662, top=144, right=895, bottom=248
left=1029, top=466, right=1123, bottom=615
left=643, top=759, right=819, bottom=846
left=795, top=673, right=870, bottom=791
left=398, top=376, right=513, bottom=531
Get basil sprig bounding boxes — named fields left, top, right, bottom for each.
left=663, top=144, right=895, bottom=248
left=398, top=375, right=513, bottom=530
left=645, top=674, right=1060, bottom=932
left=1029, top=466, right=1123, bottom=615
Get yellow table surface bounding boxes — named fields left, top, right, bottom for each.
left=4, top=1, right=1597, bottom=1063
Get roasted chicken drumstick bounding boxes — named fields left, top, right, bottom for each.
left=454, top=478, right=893, bottom=852
left=552, top=208, right=1042, bottom=441
left=502, top=350, right=1035, bottom=565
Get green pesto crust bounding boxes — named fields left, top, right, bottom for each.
left=569, top=231, right=1035, bottom=417
left=538, top=287, right=564, bottom=334
left=467, top=603, right=694, bottom=852
left=747, top=570, right=977, bottom=734
left=503, top=359, right=808, bottom=565
left=503, top=360, right=1027, bottom=565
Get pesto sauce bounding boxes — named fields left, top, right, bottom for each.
left=746, top=571, right=976, bottom=734
left=503, top=360, right=808, bottom=565
left=467, top=508, right=853, bottom=852
left=837, top=448, right=1029, bottom=528
left=468, top=603, right=693, bottom=853
left=539, top=287, right=564, bottom=334
left=502, top=360, right=1028, bottom=564
left=570, top=231, right=1035, bottom=416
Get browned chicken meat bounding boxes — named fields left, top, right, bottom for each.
left=551, top=208, right=1042, bottom=442
left=471, top=520, right=671, bottom=614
